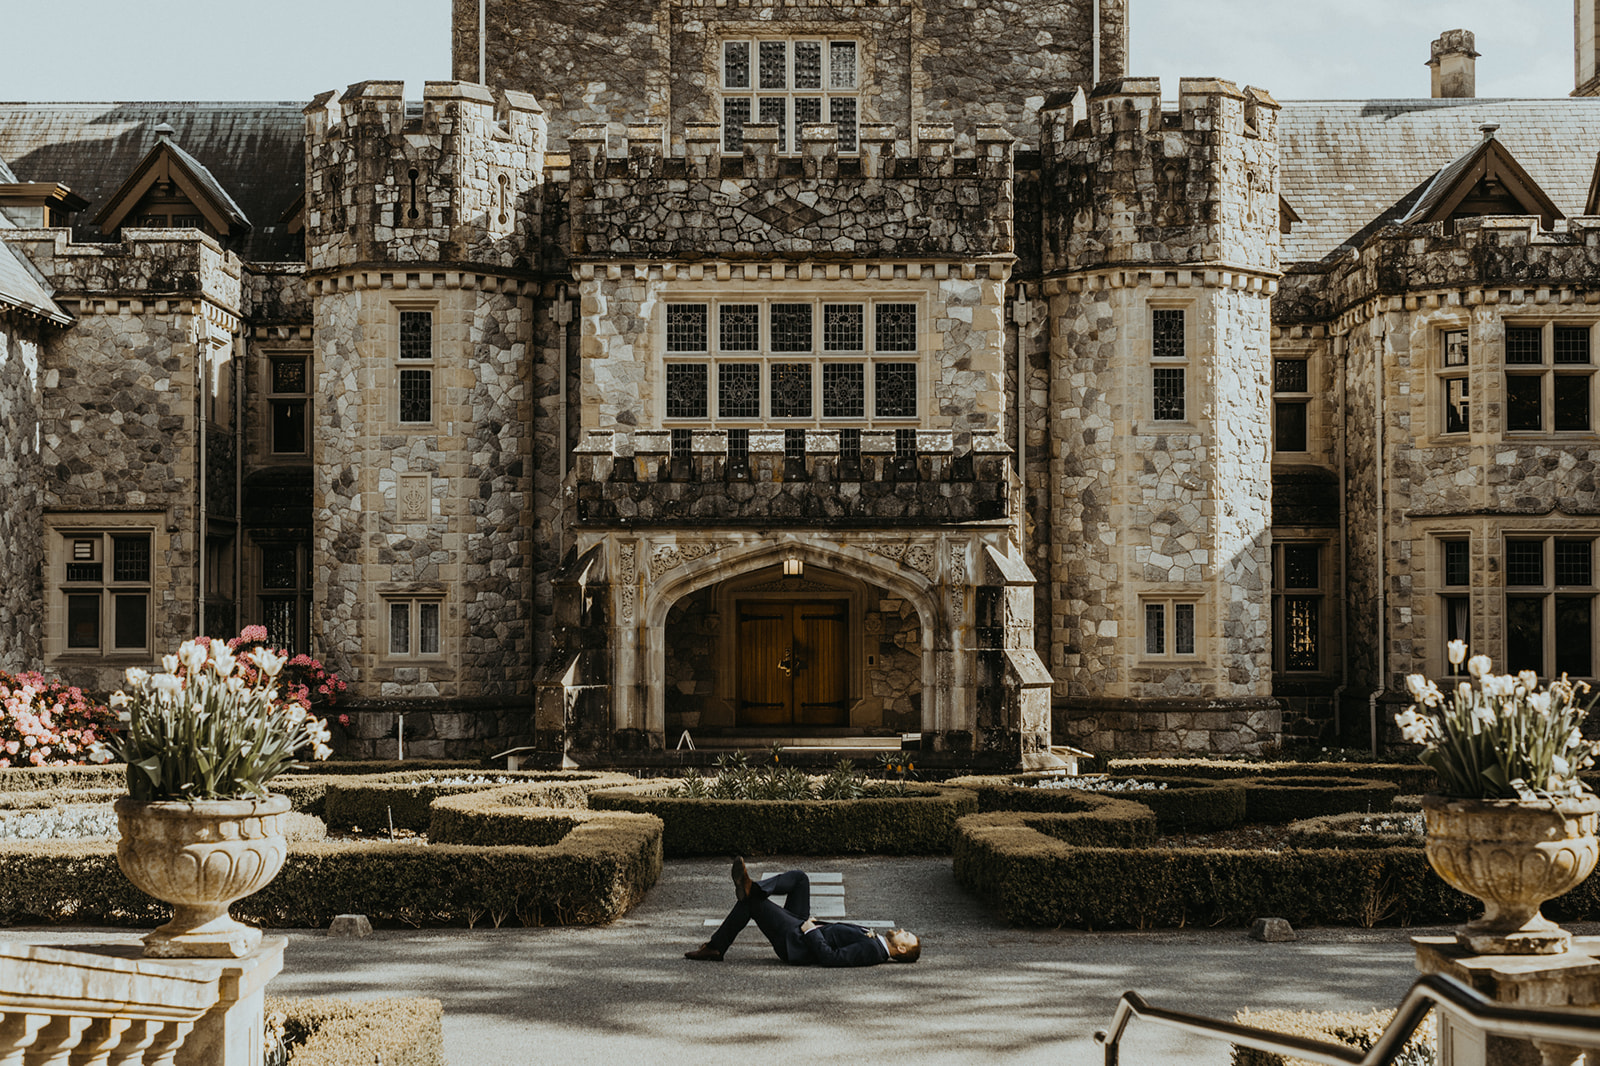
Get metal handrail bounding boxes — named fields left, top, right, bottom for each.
left=1093, top=973, right=1600, bottom=1066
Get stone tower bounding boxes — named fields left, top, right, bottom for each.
left=302, top=81, right=546, bottom=739
left=1039, top=78, right=1282, bottom=752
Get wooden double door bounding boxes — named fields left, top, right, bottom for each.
left=736, top=599, right=849, bottom=727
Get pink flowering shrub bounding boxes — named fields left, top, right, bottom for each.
left=0, top=671, right=117, bottom=768
left=193, top=626, right=348, bottom=711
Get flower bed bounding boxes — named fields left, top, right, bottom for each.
left=1285, top=811, right=1424, bottom=850
left=0, top=671, right=115, bottom=769
left=586, top=781, right=978, bottom=856
left=322, top=771, right=635, bottom=830
left=1108, top=758, right=1439, bottom=795
left=946, top=774, right=1245, bottom=832
left=265, top=996, right=444, bottom=1066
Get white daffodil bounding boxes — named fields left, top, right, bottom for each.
left=1457, top=682, right=1473, bottom=703
left=108, top=691, right=129, bottom=709
left=1405, top=674, right=1428, bottom=700
left=1467, top=654, right=1493, bottom=679
left=1481, top=675, right=1515, bottom=699
left=162, top=654, right=180, bottom=674
left=150, top=674, right=183, bottom=701
left=1518, top=670, right=1540, bottom=691
left=212, top=645, right=238, bottom=678
left=124, top=667, right=149, bottom=687
left=178, top=640, right=208, bottom=674
left=1447, top=640, right=1468, bottom=666
left=1394, top=708, right=1431, bottom=744
left=87, top=743, right=113, bottom=764
left=251, top=647, right=287, bottom=679
left=1528, top=691, right=1553, bottom=716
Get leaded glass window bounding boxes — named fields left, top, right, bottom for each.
left=1153, top=309, right=1184, bottom=360
left=668, top=304, right=708, bottom=352
left=666, top=364, right=709, bottom=419
left=1507, top=326, right=1542, bottom=365
left=1443, top=540, right=1470, bottom=587
left=273, top=358, right=307, bottom=393
left=263, top=547, right=298, bottom=590
left=1507, top=539, right=1544, bottom=586
left=770, top=363, right=812, bottom=418
left=1174, top=603, right=1196, bottom=656
left=785, top=428, right=806, bottom=460
left=895, top=428, right=918, bottom=460
left=824, top=305, right=864, bottom=351
left=671, top=428, right=692, bottom=460
left=875, top=363, right=917, bottom=419
left=727, top=428, right=749, bottom=462
left=839, top=427, right=861, bottom=461
left=1274, top=359, right=1307, bottom=393
left=389, top=603, right=410, bottom=656
left=1557, top=539, right=1592, bottom=586
left=823, top=363, right=865, bottom=418
left=1153, top=367, right=1185, bottom=421
left=721, top=38, right=858, bottom=155
left=1503, top=536, right=1600, bottom=679
left=400, top=368, right=432, bottom=423
left=1284, top=598, right=1317, bottom=670
left=400, top=311, right=432, bottom=360
left=875, top=304, right=917, bottom=352
left=719, top=363, right=761, bottom=418
left=1282, top=544, right=1318, bottom=589
left=1556, top=326, right=1591, bottom=365
left=113, top=536, right=150, bottom=583
left=1443, top=329, right=1469, bottom=367
left=771, top=304, right=813, bottom=352
left=60, top=529, right=152, bottom=655
left=1145, top=603, right=1165, bottom=656
left=720, top=305, right=760, bottom=352
left=389, top=599, right=441, bottom=657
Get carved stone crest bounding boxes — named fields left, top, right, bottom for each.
left=865, top=541, right=936, bottom=581
left=648, top=541, right=726, bottom=582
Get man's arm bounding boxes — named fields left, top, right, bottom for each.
left=803, top=927, right=887, bottom=967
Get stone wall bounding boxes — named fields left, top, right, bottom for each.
left=455, top=0, right=1127, bottom=149
left=0, top=314, right=44, bottom=670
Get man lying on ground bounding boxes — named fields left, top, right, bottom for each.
left=684, top=859, right=921, bottom=966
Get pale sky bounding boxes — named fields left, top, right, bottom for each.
left=0, top=0, right=1577, bottom=102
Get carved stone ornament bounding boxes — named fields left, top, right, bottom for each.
left=618, top=542, right=637, bottom=623
left=648, top=541, right=727, bottom=582
left=866, top=542, right=937, bottom=581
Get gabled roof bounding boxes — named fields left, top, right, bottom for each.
left=0, top=102, right=305, bottom=261
left=0, top=239, right=71, bottom=326
left=92, top=124, right=251, bottom=235
left=1278, top=98, right=1600, bottom=266
left=1402, top=132, right=1561, bottom=228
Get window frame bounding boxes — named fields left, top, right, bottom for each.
left=1272, top=352, right=1312, bottom=456
left=1271, top=540, right=1326, bottom=674
left=49, top=522, right=157, bottom=660
left=1501, top=532, right=1598, bottom=679
left=719, top=37, right=861, bottom=156
left=660, top=296, right=925, bottom=429
left=1501, top=320, right=1596, bottom=437
left=1141, top=596, right=1201, bottom=661
left=394, top=304, right=437, bottom=428
left=1148, top=304, right=1191, bottom=425
left=265, top=349, right=311, bottom=456
left=1438, top=326, right=1471, bottom=436
left=384, top=596, right=445, bottom=661
left=257, top=539, right=311, bottom=657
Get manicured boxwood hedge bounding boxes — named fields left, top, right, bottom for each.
left=266, top=996, right=444, bottom=1066
left=1240, top=776, right=1400, bottom=824
left=323, top=771, right=635, bottom=830
left=1109, top=758, right=1439, bottom=795
left=0, top=787, right=122, bottom=809
left=1285, top=810, right=1422, bottom=851
left=586, top=782, right=979, bottom=856
left=0, top=808, right=662, bottom=928
left=953, top=809, right=1600, bottom=929
left=946, top=774, right=1245, bottom=832
left=0, top=766, right=124, bottom=791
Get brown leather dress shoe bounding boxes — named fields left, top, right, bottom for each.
left=684, top=942, right=723, bottom=961
left=731, top=857, right=755, bottom=901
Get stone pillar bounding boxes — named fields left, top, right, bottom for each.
left=684, top=123, right=721, bottom=179
left=857, top=124, right=896, bottom=179
left=1414, top=936, right=1600, bottom=1066
left=625, top=124, right=664, bottom=179
left=175, top=937, right=285, bottom=1066
left=916, top=123, right=956, bottom=177
left=741, top=123, right=780, bottom=179
left=800, top=123, right=840, bottom=180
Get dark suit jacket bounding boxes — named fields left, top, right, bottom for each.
left=790, top=921, right=890, bottom=967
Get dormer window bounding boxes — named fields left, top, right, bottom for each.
left=721, top=38, right=859, bottom=155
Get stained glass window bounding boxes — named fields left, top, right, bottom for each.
left=666, top=363, right=708, bottom=419
left=759, top=96, right=787, bottom=153
left=273, top=358, right=307, bottom=393
left=1153, top=367, right=1185, bottom=421
left=720, top=305, right=760, bottom=352
left=875, top=304, right=917, bottom=352
left=795, top=97, right=822, bottom=128
left=822, top=363, right=865, bottom=418
left=719, top=363, right=761, bottom=418
left=824, top=305, right=864, bottom=351
left=839, top=427, right=861, bottom=461
left=671, top=428, right=693, bottom=460
left=727, top=428, right=749, bottom=462
left=771, top=304, right=813, bottom=352
left=876, top=363, right=917, bottom=419
left=785, top=428, right=806, bottom=460
left=1282, top=544, right=1318, bottom=589
left=1153, top=309, right=1184, bottom=360
left=400, top=311, right=431, bottom=360
left=721, top=38, right=858, bottom=156
left=770, top=363, right=812, bottom=418
left=895, top=428, right=919, bottom=460
left=667, top=304, right=708, bottom=352
left=400, top=368, right=432, bottom=423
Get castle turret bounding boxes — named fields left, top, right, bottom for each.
left=302, top=81, right=545, bottom=744
left=1039, top=77, right=1283, bottom=754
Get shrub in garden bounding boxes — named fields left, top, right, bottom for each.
left=946, top=773, right=1245, bottom=832
left=671, top=749, right=918, bottom=801
left=1238, top=776, right=1399, bottom=823
left=0, top=671, right=116, bottom=768
left=1285, top=811, right=1423, bottom=850
left=264, top=997, right=445, bottom=1066
left=1231, top=1008, right=1434, bottom=1066
left=323, top=770, right=634, bottom=830
left=221, top=625, right=347, bottom=711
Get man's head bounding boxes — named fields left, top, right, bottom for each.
left=885, top=929, right=920, bottom=963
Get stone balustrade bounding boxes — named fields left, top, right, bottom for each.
left=0, top=937, right=284, bottom=1066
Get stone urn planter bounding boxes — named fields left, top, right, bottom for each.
left=1421, top=793, right=1600, bottom=955
left=114, top=794, right=291, bottom=958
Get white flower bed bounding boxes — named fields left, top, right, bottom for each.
left=418, top=775, right=522, bottom=786
left=0, top=805, right=118, bottom=840
left=1353, top=813, right=1424, bottom=839
left=1034, top=777, right=1167, bottom=792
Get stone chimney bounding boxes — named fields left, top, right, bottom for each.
left=1428, top=29, right=1478, bottom=98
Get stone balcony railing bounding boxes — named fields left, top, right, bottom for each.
left=0, top=937, right=283, bottom=1066
left=570, top=428, right=1014, bottom=526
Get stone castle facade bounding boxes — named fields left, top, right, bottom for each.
left=3, top=4, right=1600, bottom=765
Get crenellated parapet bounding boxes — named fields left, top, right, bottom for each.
left=303, top=80, right=546, bottom=275
left=1039, top=77, right=1281, bottom=276
left=564, top=121, right=1015, bottom=261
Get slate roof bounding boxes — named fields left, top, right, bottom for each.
left=0, top=235, right=71, bottom=325
left=0, top=102, right=306, bottom=261
left=1277, top=98, right=1600, bottom=267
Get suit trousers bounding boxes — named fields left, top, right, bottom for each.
left=707, top=869, right=812, bottom=961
